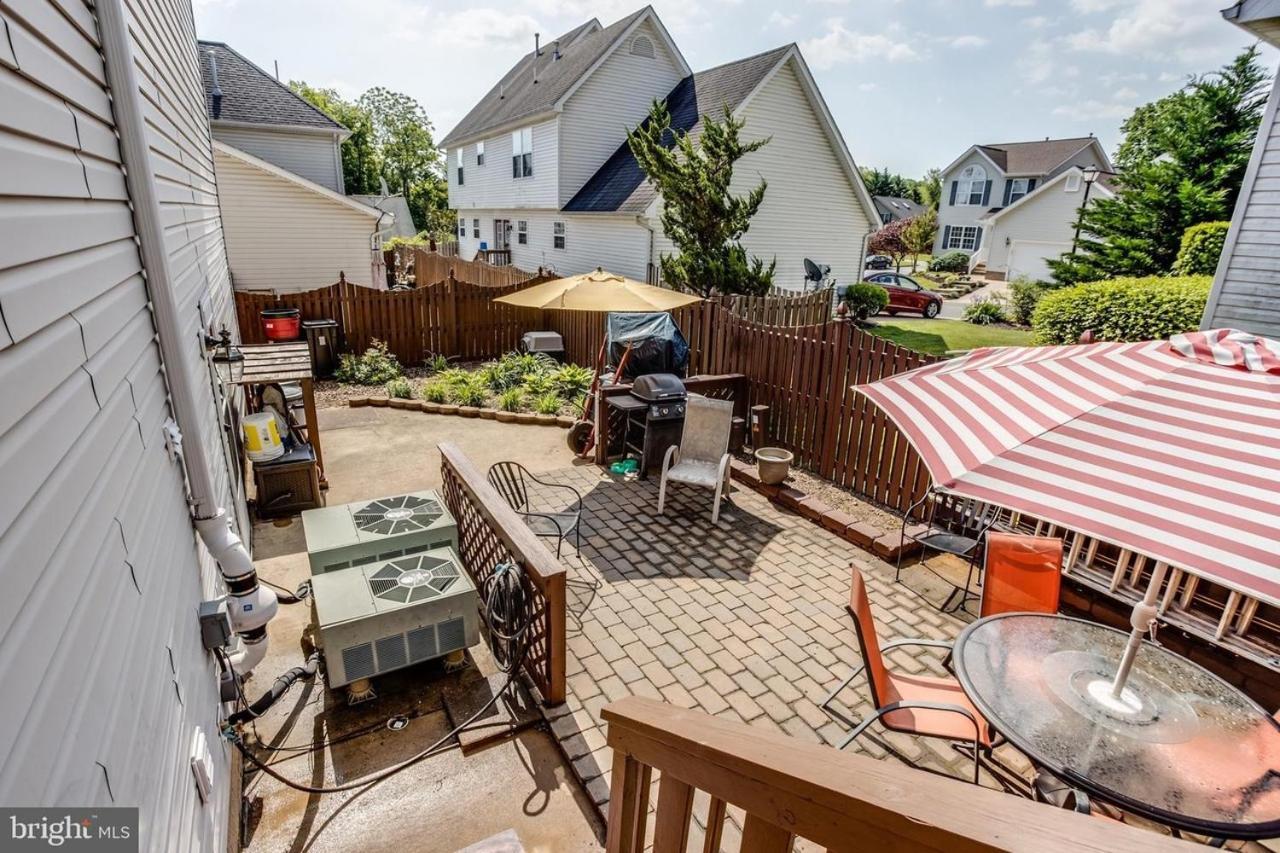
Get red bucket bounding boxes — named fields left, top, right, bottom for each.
left=260, top=308, right=301, bottom=341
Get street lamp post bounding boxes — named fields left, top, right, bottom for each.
left=1070, top=165, right=1101, bottom=257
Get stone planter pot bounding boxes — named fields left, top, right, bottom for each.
left=421, top=401, right=441, bottom=414
left=534, top=413, right=557, bottom=426
left=495, top=410, right=518, bottom=423
left=479, top=408, right=498, bottom=420
left=514, top=412, right=537, bottom=425
left=755, top=447, right=794, bottom=485
left=458, top=406, right=479, bottom=418
left=438, top=403, right=459, bottom=416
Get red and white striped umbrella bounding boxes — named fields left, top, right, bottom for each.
left=856, top=328, right=1280, bottom=606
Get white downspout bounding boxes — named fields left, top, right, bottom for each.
left=97, top=0, right=276, bottom=672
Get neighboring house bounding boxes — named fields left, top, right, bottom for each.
left=934, top=136, right=1113, bottom=281
left=873, top=195, right=924, bottom=224
left=1206, top=1, right=1280, bottom=335
left=199, top=41, right=389, bottom=290
left=441, top=7, right=878, bottom=290
left=1, top=0, right=245, bottom=849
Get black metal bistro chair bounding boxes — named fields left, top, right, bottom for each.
left=487, top=461, right=583, bottom=558
left=899, top=487, right=999, bottom=613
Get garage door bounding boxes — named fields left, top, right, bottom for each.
left=1007, top=240, right=1070, bottom=283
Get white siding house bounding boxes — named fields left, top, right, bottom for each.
left=1205, top=2, right=1280, bottom=335
left=1, top=0, right=243, bottom=850
left=215, top=142, right=383, bottom=290
left=212, top=123, right=345, bottom=193
left=442, top=7, right=878, bottom=290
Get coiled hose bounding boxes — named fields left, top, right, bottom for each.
left=233, top=562, right=531, bottom=794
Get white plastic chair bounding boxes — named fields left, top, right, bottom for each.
left=657, top=395, right=734, bottom=523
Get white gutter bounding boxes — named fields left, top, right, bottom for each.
left=97, top=0, right=276, bottom=672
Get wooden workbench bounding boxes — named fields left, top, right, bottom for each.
left=234, top=342, right=327, bottom=487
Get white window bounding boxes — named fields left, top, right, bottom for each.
left=456, top=149, right=464, bottom=185
left=472, top=218, right=479, bottom=238
left=946, top=226, right=981, bottom=251
left=476, top=141, right=485, bottom=166
left=511, top=128, right=533, bottom=178
left=553, top=221, right=566, bottom=250
left=517, top=220, right=527, bottom=245
left=1065, top=173, right=1082, bottom=192
left=957, top=165, right=986, bottom=205
left=1008, top=178, right=1029, bottom=204
left=458, top=217, right=465, bottom=239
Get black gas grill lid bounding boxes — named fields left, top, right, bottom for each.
left=631, top=373, right=686, bottom=402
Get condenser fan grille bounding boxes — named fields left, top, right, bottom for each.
left=352, top=494, right=443, bottom=536
left=369, top=554, right=460, bottom=604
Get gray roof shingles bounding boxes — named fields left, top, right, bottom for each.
left=198, top=41, right=345, bottom=131
left=563, top=44, right=791, bottom=213
left=439, top=12, right=648, bottom=148
left=873, top=195, right=924, bottom=220
left=974, top=136, right=1097, bottom=175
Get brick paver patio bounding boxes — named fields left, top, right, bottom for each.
left=530, top=464, right=1030, bottom=836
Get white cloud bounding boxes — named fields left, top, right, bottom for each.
left=800, top=20, right=919, bottom=69
left=767, top=10, right=797, bottom=27
left=1022, top=15, right=1051, bottom=29
left=858, top=81, right=879, bottom=92
left=984, top=0, right=1035, bottom=7
left=1112, top=86, right=1139, bottom=101
left=1063, top=0, right=1214, bottom=61
left=945, top=34, right=989, bottom=49
left=1019, top=38, right=1055, bottom=85
left=430, top=8, right=539, bottom=48
left=1070, top=0, right=1121, bottom=11
left=1052, top=99, right=1134, bottom=120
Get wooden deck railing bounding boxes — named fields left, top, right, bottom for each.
left=438, top=443, right=566, bottom=704
left=603, top=697, right=1194, bottom=853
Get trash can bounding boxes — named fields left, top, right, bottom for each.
left=302, top=319, right=339, bottom=378
left=260, top=307, right=301, bottom=341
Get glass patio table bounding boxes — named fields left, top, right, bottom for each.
left=952, top=612, right=1280, bottom=840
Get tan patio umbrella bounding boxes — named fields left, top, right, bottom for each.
left=493, top=267, right=701, bottom=312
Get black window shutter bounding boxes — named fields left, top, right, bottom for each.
left=942, top=225, right=952, bottom=248
left=974, top=227, right=983, bottom=251
left=1002, top=181, right=1012, bottom=206
left=1028, top=178, right=1037, bottom=193
left=949, top=181, right=958, bottom=205
left=981, top=180, right=992, bottom=206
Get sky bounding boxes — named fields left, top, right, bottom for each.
left=193, top=0, right=1276, bottom=177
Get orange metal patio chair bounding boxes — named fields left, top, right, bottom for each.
left=980, top=532, right=1063, bottom=617
left=821, top=566, right=994, bottom=783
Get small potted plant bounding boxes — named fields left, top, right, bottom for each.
left=754, top=447, right=794, bottom=485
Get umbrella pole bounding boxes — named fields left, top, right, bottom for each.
left=1110, top=561, right=1168, bottom=699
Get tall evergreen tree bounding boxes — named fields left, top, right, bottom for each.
left=1051, top=46, right=1268, bottom=284
left=628, top=101, right=775, bottom=296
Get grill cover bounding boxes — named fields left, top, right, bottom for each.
left=606, top=312, right=689, bottom=379
left=631, top=373, right=686, bottom=402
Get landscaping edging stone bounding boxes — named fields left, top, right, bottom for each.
left=350, top=396, right=572, bottom=429
left=728, top=458, right=921, bottom=563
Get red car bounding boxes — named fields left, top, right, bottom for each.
left=863, top=272, right=943, bottom=318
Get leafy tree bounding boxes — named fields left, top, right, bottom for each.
left=901, top=210, right=937, bottom=267
left=917, top=168, right=943, bottom=210
left=358, top=87, right=449, bottom=233
left=628, top=101, right=775, bottom=296
left=1051, top=46, right=1268, bottom=284
left=868, top=217, right=911, bottom=270
left=289, top=82, right=380, bottom=195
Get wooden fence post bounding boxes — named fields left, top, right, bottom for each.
left=445, top=271, right=459, bottom=357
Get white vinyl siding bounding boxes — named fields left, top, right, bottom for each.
left=214, top=146, right=378, bottom=291
left=448, top=117, right=559, bottom=211
left=1206, top=65, right=1280, bottom=336
left=556, top=18, right=684, bottom=205
left=936, top=152, right=1002, bottom=256
left=0, top=2, right=239, bottom=851
left=212, top=124, right=344, bottom=192
left=983, top=169, right=1105, bottom=280
left=723, top=59, right=874, bottom=290
left=457, top=209, right=650, bottom=278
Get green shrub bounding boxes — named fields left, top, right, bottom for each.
left=421, top=381, right=448, bottom=403
left=385, top=377, right=413, bottom=399
left=425, top=354, right=449, bottom=374
left=1031, top=275, right=1211, bottom=345
left=335, top=339, right=402, bottom=385
left=522, top=372, right=555, bottom=397
left=963, top=296, right=1008, bottom=326
left=482, top=351, right=556, bottom=391
left=1173, top=221, right=1229, bottom=276
left=497, top=388, right=524, bottom=412
left=533, top=392, right=562, bottom=415
left=450, top=376, right=488, bottom=407
left=437, top=367, right=471, bottom=389
left=842, top=282, right=889, bottom=320
left=383, top=234, right=430, bottom=252
left=552, top=364, right=593, bottom=398
left=1006, top=278, right=1047, bottom=326
left=929, top=251, right=970, bottom=273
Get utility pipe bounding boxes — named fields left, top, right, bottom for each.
left=97, top=0, right=276, bottom=671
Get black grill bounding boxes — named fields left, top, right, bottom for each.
left=607, top=374, right=688, bottom=477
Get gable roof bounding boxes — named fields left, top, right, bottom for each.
left=981, top=165, right=1116, bottom=223
left=440, top=8, right=688, bottom=148
left=214, top=141, right=382, bottom=217
left=563, top=45, right=793, bottom=213
left=198, top=41, right=346, bottom=133
left=873, top=196, right=924, bottom=220
left=945, top=137, right=1106, bottom=177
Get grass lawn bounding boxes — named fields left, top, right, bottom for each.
left=866, top=318, right=1033, bottom=356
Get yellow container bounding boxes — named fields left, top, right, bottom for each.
left=243, top=412, right=285, bottom=463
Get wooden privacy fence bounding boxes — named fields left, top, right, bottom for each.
left=438, top=443, right=565, bottom=705
left=411, top=247, right=537, bottom=288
